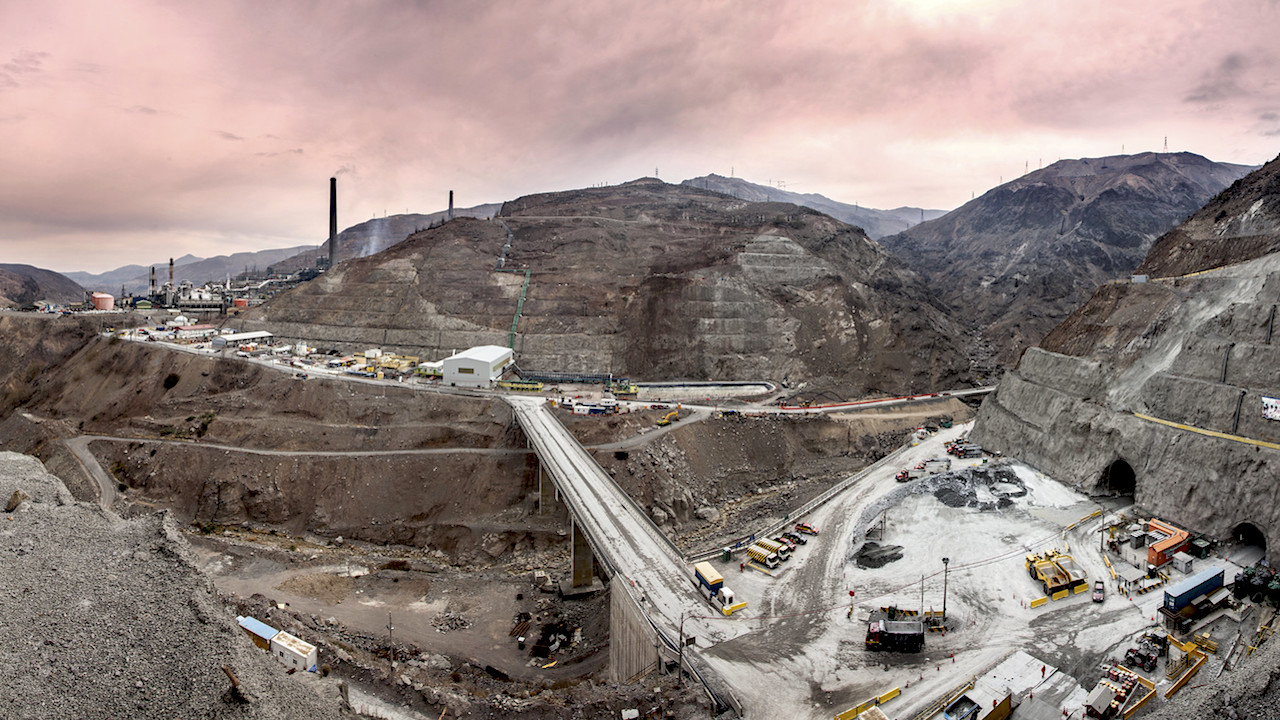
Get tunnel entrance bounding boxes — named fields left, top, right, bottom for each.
left=1227, top=522, right=1268, bottom=566
left=1098, top=458, right=1136, bottom=496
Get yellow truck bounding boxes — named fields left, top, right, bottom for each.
left=1026, top=549, right=1088, bottom=595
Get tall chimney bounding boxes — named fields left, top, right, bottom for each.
left=448, top=190, right=454, bottom=221
left=329, top=177, right=337, bottom=265
left=169, top=257, right=174, bottom=286
left=149, top=266, right=156, bottom=295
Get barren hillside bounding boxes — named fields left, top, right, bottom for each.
left=245, top=178, right=972, bottom=397
left=881, top=152, right=1253, bottom=367
left=974, top=151, right=1280, bottom=554
left=0, top=264, right=86, bottom=306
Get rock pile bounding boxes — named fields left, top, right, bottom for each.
left=0, top=452, right=352, bottom=719
left=432, top=611, right=472, bottom=633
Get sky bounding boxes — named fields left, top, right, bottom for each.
left=3, top=0, right=1280, bottom=274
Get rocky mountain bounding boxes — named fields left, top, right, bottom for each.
left=973, top=150, right=1280, bottom=557
left=244, top=178, right=972, bottom=397
left=66, top=248, right=312, bottom=296
left=879, top=152, right=1255, bottom=368
left=682, top=174, right=946, bottom=239
left=269, top=203, right=502, bottom=275
left=0, top=263, right=85, bottom=307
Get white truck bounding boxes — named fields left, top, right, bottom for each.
left=693, top=562, right=747, bottom=615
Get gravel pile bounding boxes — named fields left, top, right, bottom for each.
left=431, top=611, right=471, bottom=633
left=0, top=452, right=353, bottom=720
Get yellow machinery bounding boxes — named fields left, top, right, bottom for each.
left=1026, top=549, right=1088, bottom=595
left=656, top=410, right=678, bottom=426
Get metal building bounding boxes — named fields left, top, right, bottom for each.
left=442, top=345, right=514, bottom=387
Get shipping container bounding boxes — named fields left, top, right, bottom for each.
left=1164, top=567, right=1225, bottom=612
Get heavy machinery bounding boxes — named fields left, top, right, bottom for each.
left=1026, top=549, right=1088, bottom=595
left=692, top=562, right=747, bottom=616
left=865, top=607, right=925, bottom=652
left=656, top=410, right=679, bottom=426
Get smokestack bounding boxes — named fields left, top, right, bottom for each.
left=150, top=266, right=156, bottom=295
left=329, top=177, right=337, bottom=265
left=448, top=190, right=454, bottom=221
left=169, top=258, right=174, bottom=286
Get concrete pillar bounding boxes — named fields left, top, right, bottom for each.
left=572, top=520, right=595, bottom=588
left=538, top=463, right=556, bottom=515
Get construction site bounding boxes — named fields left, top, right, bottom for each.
left=3, top=152, right=1280, bottom=720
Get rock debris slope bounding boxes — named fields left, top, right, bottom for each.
left=0, top=452, right=352, bottom=720
left=881, top=152, right=1253, bottom=367
left=973, top=151, right=1280, bottom=553
left=247, top=178, right=972, bottom=396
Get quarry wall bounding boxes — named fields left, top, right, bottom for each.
left=974, top=256, right=1280, bottom=560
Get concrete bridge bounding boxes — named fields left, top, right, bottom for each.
left=506, top=396, right=745, bottom=710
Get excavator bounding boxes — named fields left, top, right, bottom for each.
left=656, top=410, right=679, bottom=426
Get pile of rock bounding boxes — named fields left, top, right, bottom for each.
left=432, top=611, right=472, bottom=633
left=0, top=452, right=352, bottom=719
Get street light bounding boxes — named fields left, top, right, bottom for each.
left=942, top=557, right=950, bottom=621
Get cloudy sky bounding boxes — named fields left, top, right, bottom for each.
left=3, top=0, right=1279, bottom=273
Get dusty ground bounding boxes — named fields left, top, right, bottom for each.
left=0, top=322, right=977, bottom=718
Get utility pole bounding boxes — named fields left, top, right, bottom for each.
left=386, top=612, right=395, bottom=677
left=677, top=612, right=686, bottom=686
left=942, top=557, right=950, bottom=620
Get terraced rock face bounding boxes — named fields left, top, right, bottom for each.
left=246, top=178, right=971, bottom=396
left=973, top=152, right=1280, bottom=558
left=880, top=152, right=1253, bottom=369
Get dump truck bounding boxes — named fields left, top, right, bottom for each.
left=746, top=544, right=780, bottom=569
left=1027, top=549, right=1088, bottom=595
left=865, top=607, right=925, bottom=652
left=692, top=562, right=747, bottom=615
left=923, top=458, right=951, bottom=473
left=755, top=538, right=791, bottom=561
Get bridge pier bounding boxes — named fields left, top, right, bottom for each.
left=560, top=519, right=604, bottom=597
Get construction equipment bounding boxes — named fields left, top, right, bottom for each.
left=865, top=607, right=924, bottom=653
left=1026, top=549, right=1088, bottom=595
left=656, top=410, right=678, bottom=426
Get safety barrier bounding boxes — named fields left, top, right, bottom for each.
left=1164, top=651, right=1207, bottom=698
left=1133, top=412, right=1280, bottom=452
left=1074, top=584, right=1090, bottom=595
left=1120, top=668, right=1156, bottom=718
left=1030, top=596, right=1048, bottom=609
left=1052, top=589, right=1068, bottom=601
left=834, top=687, right=900, bottom=720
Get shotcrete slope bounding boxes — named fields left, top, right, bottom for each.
left=973, top=152, right=1280, bottom=555
left=246, top=178, right=972, bottom=397
left=0, top=452, right=352, bottom=720
left=881, top=152, right=1253, bottom=366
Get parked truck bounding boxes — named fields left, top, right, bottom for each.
left=923, top=458, right=951, bottom=473
left=755, top=538, right=791, bottom=561
left=746, top=544, right=780, bottom=569
left=692, top=562, right=747, bottom=616
left=865, top=607, right=925, bottom=652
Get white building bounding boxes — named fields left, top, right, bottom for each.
left=442, top=345, right=514, bottom=387
left=211, top=330, right=274, bottom=349
left=270, top=630, right=318, bottom=672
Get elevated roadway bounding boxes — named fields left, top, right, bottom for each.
left=507, top=396, right=750, bottom=649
